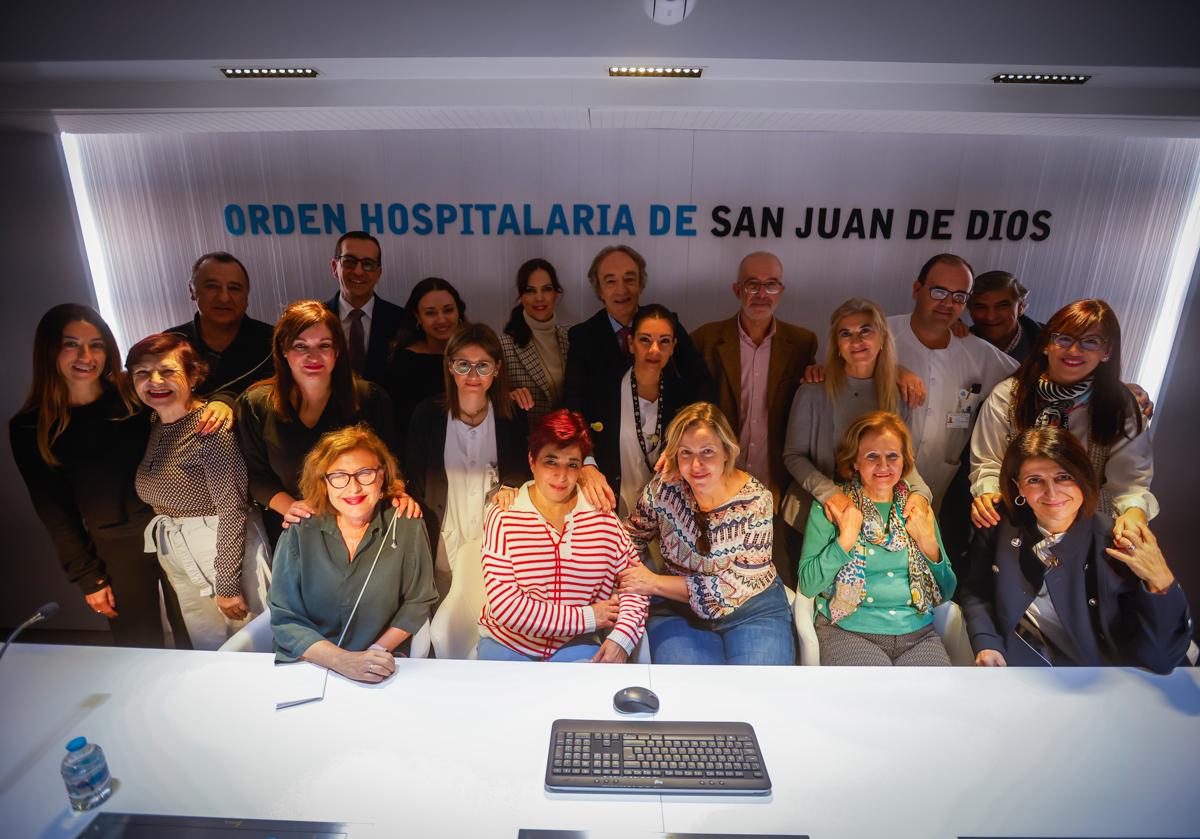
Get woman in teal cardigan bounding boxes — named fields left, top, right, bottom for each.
left=799, top=410, right=956, bottom=665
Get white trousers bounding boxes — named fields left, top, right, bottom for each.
left=144, top=513, right=271, bottom=651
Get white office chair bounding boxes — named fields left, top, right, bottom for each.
left=429, top=538, right=486, bottom=660
left=218, top=610, right=432, bottom=658
left=793, top=594, right=973, bottom=666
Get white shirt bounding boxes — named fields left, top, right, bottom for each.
left=969, top=377, right=1158, bottom=519
left=441, top=406, right=499, bottom=563
left=618, top=369, right=661, bottom=518
left=337, top=293, right=376, bottom=348
left=888, top=313, right=1018, bottom=508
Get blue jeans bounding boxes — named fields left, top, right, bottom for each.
left=647, top=580, right=795, bottom=665
left=475, top=634, right=602, bottom=662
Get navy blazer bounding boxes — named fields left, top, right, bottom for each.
left=403, top=396, right=531, bottom=550
left=959, top=512, right=1192, bottom=673
left=324, top=292, right=411, bottom=386
left=563, top=306, right=714, bottom=424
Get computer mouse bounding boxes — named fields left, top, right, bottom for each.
left=613, top=685, right=660, bottom=714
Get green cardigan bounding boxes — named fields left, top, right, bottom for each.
left=798, top=499, right=956, bottom=635
left=269, top=507, right=437, bottom=662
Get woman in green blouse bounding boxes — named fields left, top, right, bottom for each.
left=269, top=425, right=436, bottom=682
left=799, top=410, right=956, bottom=665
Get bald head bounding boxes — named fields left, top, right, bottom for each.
left=734, top=251, right=784, bottom=326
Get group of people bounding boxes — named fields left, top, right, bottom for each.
left=10, top=234, right=1192, bottom=677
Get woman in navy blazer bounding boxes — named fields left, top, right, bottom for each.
left=404, top=323, right=530, bottom=596
left=960, top=427, right=1190, bottom=673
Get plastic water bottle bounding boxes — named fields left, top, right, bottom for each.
left=60, top=737, right=113, bottom=811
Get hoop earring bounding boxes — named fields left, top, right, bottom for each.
left=1014, top=495, right=1027, bottom=507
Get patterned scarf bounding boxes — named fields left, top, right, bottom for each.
left=1034, top=375, right=1093, bottom=428
left=826, top=479, right=944, bottom=624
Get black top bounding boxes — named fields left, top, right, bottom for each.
left=960, top=512, right=1192, bottom=673
left=235, top=379, right=397, bottom=509
left=385, top=348, right=446, bottom=445
left=323, top=292, right=411, bottom=386
left=970, top=314, right=1044, bottom=364
left=563, top=307, right=714, bottom=425
left=9, top=386, right=154, bottom=594
left=404, top=396, right=531, bottom=549
left=588, top=369, right=701, bottom=504
left=167, top=314, right=274, bottom=406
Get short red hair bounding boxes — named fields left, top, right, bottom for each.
left=528, top=408, right=593, bottom=460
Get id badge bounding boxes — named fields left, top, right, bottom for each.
left=946, top=410, right=971, bottom=429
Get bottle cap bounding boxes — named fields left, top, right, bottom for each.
left=66, top=737, right=87, bottom=752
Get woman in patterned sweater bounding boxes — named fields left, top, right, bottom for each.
left=477, top=409, right=648, bottom=661
left=618, top=402, right=794, bottom=665
left=129, top=333, right=270, bottom=650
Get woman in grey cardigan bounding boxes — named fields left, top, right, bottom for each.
left=783, top=298, right=933, bottom=534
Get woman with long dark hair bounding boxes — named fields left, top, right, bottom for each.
left=10, top=304, right=182, bottom=647
left=970, top=299, right=1154, bottom=543
left=236, top=300, right=397, bottom=544
left=500, top=258, right=569, bottom=425
left=385, top=277, right=467, bottom=443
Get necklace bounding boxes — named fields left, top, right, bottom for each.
left=630, top=369, right=664, bottom=471
left=458, top=402, right=489, bottom=426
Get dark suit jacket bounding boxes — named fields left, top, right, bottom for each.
left=324, top=293, right=411, bottom=385
left=587, top=368, right=699, bottom=506
left=959, top=513, right=1192, bottom=673
left=403, top=396, right=531, bottom=549
left=563, top=306, right=713, bottom=424
left=690, top=315, right=817, bottom=508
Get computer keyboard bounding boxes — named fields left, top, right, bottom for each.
left=545, top=719, right=771, bottom=794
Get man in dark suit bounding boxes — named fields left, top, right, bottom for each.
left=324, top=231, right=410, bottom=385
left=691, top=251, right=817, bottom=586
left=563, top=244, right=713, bottom=510
left=167, top=251, right=274, bottom=434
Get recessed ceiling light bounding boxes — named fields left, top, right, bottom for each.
left=221, top=67, right=319, bottom=79
left=609, top=65, right=703, bottom=78
left=992, top=72, right=1090, bottom=85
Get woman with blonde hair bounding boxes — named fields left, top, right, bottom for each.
left=783, top=299, right=932, bottom=558
left=269, top=424, right=436, bottom=682
left=617, top=402, right=794, bottom=664
left=799, top=411, right=955, bottom=666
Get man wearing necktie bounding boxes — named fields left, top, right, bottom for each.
left=324, top=231, right=411, bottom=386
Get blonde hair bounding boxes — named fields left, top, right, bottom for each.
left=298, top=424, right=405, bottom=517
left=834, top=410, right=915, bottom=481
left=824, top=298, right=898, bottom=414
left=660, top=402, right=740, bottom=480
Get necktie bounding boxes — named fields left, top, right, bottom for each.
left=348, top=308, right=367, bottom=374
left=616, top=325, right=632, bottom=362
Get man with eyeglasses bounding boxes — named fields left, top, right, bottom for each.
left=323, top=231, right=411, bottom=385
left=888, top=253, right=1018, bottom=511
left=691, top=252, right=817, bottom=586
left=167, top=251, right=274, bottom=433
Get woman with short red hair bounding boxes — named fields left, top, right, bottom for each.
left=476, top=409, right=648, bottom=662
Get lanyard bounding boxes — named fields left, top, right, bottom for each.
left=630, top=370, right=664, bottom=471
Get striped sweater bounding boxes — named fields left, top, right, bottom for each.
left=479, top=483, right=648, bottom=659
left=626, top=473, right=777, bottom=620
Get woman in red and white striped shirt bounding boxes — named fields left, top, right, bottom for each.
left=477, top=409, right=648, bottom=661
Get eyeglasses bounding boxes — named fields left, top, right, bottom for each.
left=741, top=280, right=783, bottom=296
left=336, top=255, right=381, bottom=273
left=448, top=359, right=497, bottom=377
left=927, top=286, right=970, bottom=305
left=324, top=467, right=382, bottom=489
left=1049, top=332, right=1107, bottom=353
left=694, top=509, right=711, bottom=555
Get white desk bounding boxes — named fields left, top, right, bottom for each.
left=1, top=645, right=1198, bottom=839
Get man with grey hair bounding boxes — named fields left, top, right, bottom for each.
left=966, top=270, right=1043, bottom=363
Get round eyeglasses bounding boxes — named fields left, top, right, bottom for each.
left=324, top=467, right=382, bottom=489
left=449, top=359, right=497, bottom=377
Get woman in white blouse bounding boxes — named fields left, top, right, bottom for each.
left=970, top=299, right=1155, bottom=543
left=502, top=258, right=569, bottom=426
left=404, top=323, right=531, bottom=597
